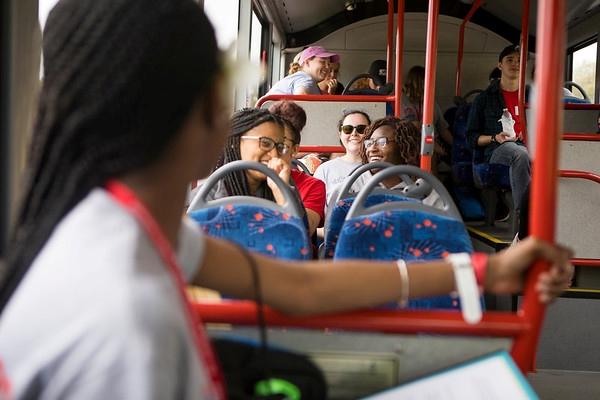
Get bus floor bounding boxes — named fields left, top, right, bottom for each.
left=528, top=369, right=600, bottom=399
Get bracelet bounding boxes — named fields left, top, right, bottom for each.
left=446, top=253, right=482, bottom=324
left=491, top=134, right=497, bottom=143
left=396, top=259, right=409, bottom=308
left=471, top=252, right=489, bottom=290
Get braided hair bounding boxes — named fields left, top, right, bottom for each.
left=361, top=116, right=421, bottom=166
left=0, top=0, right=220, bottom=311
left=214, top=108, right=285, bottom=201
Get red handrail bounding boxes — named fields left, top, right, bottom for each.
left=563, top=134, right=600, bottom=140
left=386, top=0, right=394, bottom=84
left=394, top=0, right=405, bottom=117
left=572, top=258, right=600, bottom=268
left=513, top=0, right=566, bottom=373
left=256, top=94, right=395, bottom=108
left=518, top=0, right=530, bottom=142
left=455, top=0, right=481, bottom=97
left=420, top=0, right=439, bottom=173
left=194, top=301, right=530, bottom=337
left=298, top=145, right=345, bottom=153
left=560, top=170, right=600, bottom=184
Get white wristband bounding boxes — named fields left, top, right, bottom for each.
left=447, top=253, right=482, bottom=324
left=396, top=259, right=409, bottom=308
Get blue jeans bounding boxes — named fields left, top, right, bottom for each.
left=489, top=142, right=531, bottom=210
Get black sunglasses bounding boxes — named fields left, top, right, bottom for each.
left=340, top=124, right=368, bottom=135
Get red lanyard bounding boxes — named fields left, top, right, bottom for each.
left=105, top=180, right=225, bottom=400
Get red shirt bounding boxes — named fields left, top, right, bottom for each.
left=501, top=89, right=521, bottom=135
left=291, top=169, right=326, bottom=227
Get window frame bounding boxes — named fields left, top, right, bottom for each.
left=566, top=35, right=599, bottom=102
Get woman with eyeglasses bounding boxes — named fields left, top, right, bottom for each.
left=327, top=117, right=442, bottom=207
left=188, top=108, right=302, bottom=211
left=313, top=109, right=371, bottom=198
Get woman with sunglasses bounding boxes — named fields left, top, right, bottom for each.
left=313, top=109, right=371, bottom=197
left=327, top=117, right=442, bottom=208
left=188, top=108, right=302, bottom=211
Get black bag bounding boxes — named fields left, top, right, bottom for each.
left=213, top=337, right=327, bottom=400
left=213, top=244, right=327, bottom=399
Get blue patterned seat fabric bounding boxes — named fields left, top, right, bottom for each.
left=472, top=147, right=511, bottom=189
left=334, top=209, right=474, bottom=310
left=324, top=193, right=415, bottom=258
left=189, top=204, right=311, bottom=260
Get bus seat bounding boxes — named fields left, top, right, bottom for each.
left=188, top=161, right=311, bottom=260
left=334, top=166, right=471, bottom=310
left=323, top=162, right=416, bottom=258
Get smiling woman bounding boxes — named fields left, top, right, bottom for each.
left=313, top=109, right=371, bottom=197
left=188, top=108, right=303, bottom=210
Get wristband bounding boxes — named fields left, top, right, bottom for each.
left=491, top=134, right=497, bottom=143
left=447, top=253, right=482, bottom=324
left=471, top=252, right=489, bottom=290
left=396, top=259, right=409, bottom=308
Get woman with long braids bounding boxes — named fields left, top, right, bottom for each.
left=188, top=108, right=301, bottom=211
left=0, top=0, right=573, bottom=399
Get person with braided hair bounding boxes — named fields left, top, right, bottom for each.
left=188, top=108, right=307, bottom=219
left=0, top=1, right=573, bottom=399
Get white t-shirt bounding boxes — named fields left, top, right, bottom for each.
left=313, top=157, right=362, bottom=199
left=0, top=189, right=215, bottom=399
left=266, top=71, right=321, bottom=95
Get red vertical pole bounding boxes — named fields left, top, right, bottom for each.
left=511, top=0, right=565, bottom=373
left=455, top=0, right=481, bottom=97
left=420, top=0, right=439, bottom=172
left=394, top=0, right=405, bottom=117
left=518, top=0, right=530, bottom=143
left=386, top=0, right=394, bottom=84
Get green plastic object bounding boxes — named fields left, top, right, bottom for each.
left=254, top=378, right=301, bottom=400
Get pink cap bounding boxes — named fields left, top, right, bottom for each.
left=298, top=46, right=340, bottom=65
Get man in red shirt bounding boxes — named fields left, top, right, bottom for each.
left=268, top=101, right=326, bottom=236
left=466, top=45, right=531, bottom=214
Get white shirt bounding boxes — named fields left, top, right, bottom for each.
left=313, top=157, right=362, bottom=200
left=0, top=189, right=214, bottom=399
left=266, top=71, right=321, bottom=95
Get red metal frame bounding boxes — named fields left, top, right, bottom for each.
left=256, top=94, right=395, bottom=108
left=562, top=134, right=600, bottom=141
left=194, top=301, right=529, bottom=337
left=455, top=0, right=481, bottom=97
left=518, top=0, right=530, bottom=142
left=420, top=0, right=439, bottom=172
left=560, top=169, right=600, bottom=184
left=513, top=0, right=566, bottom=372
left=386, top=0, right=394, bottom=84
left=298, top=145, right=345, bottom=153
left=394, top=0, right=405, bottom=117
left=572, top=258, right=600, bottom=268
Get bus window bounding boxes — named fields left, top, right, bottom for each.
left=569, top=39, right=597, bottom=101
left=203, top=0, right=239, bottom=50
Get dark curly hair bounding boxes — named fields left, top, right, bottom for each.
left=0, top=0, right=221, bottom=311
left=361, top=116, right=421, bottom=166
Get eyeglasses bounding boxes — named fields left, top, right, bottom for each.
left=240, top=136, right=290, bottom=155
left=364, top=137, right=396, bottom=149
left=340, top=124, right=368, bottom=135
